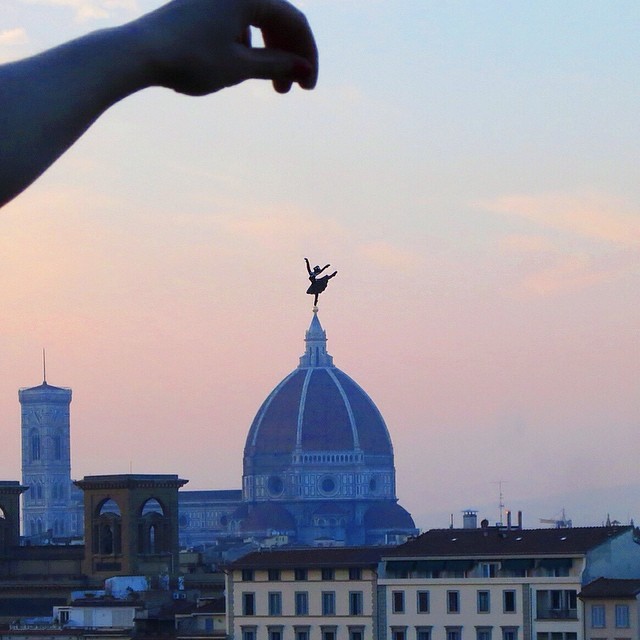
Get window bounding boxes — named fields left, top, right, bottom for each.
left=53, top=435, right=62, bottom=460
left=322, top=591, right=336, bottom=616
left=268, top=568, right=281, bottom=581
left=349, top=567, right=362, bottom=580
left=295, top=628, right=310, bottom=640
left=295, top=568, right=308, bottom=581
left=349, top=627, right=365, bottom=640
left=242, top=628, right=256, bottom=640
left=393, top=590, right=406, bottom=613
left=322, top=567, right=335, bottom=580
left=59, top=610, right=70, bottom=624
left=242, top=592, right=255, bottom=616
left=476, top=627, right=492, bottom=640
left=392, top=628, right=407, bottom=640
left=446, top=627, right=462, bottom=640
left=503, top=590, right=516, bottom=613
left=204, top=618, right=214, bottom=633
left=268, top=627, right=283, bottom=640
left=536, top=590, right=576, bottom=619
left=417, top=628, right=432, bottom=640
left=295, top=591, right=309, bottom=615
left=615, top=604, right=630, bottom=628
left=268, top=591, right=282, bottom=616
left=349, top=591, right=363, bottom=615
left=478, top=591, right=490, bottom=613
left=241, top=568, right=254, bottom=581
left=481, top=563, right=499, bottom=578
left=591, top=605, right=606, bottom=628
left=417, top=590, right=430, bottom=613
left=31, top=432, right=40, bottom=461
left=502, top=628, right=518, bottom=640
left=448, top=591, right=460, bottom=613
left=322, top=627, right=337, bottom=640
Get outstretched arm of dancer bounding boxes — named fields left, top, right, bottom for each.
left=0, top=0, right=317, bottom=208
left=304, top=258, right=313, bottom=276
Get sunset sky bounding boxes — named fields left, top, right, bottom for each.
left=0, top=0, right=638, bottom=530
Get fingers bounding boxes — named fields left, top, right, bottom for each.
left=247, top=0, right=318, bottom=91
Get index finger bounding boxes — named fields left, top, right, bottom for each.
left=248, top=0, right=318, bottom=89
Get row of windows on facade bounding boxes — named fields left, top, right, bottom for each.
left=241, top=567, right=363, bottom=582
left=387, top=561, right=572, bottom=580
left=240, top=625, right=369, bottom=640
left=242, top=590, right=365, bottom=617
left=391, top=589, right=577, bottom=619
left=29, top=432, right=64, bottom=462
left=27, top=517, right=67, bottom=536
left=24, top=482, right=68, bottom=501
left=590, top=604, right=632, bottom=629
left=238, top=625, right=526, bottom=640
left=239, top=588, right=580, bottom=619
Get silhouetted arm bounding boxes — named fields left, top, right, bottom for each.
left=0, top=0, right=317, bottom=208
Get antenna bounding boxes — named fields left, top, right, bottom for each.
left=493, top=480, right=506, bottom=526
left=42, top=348, right=47, bottom=384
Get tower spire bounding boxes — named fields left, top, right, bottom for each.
left=42, top=348, right=47, bottom=384
left=298, top=309, right=334, bottom=368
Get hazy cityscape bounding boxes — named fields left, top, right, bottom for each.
left=0, top=0, right=638, bottom=635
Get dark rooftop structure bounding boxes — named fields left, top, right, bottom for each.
left=387, top=525, right=635, bottom=558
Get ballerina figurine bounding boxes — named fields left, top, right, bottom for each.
left=304, top=258, right=337, bottom=308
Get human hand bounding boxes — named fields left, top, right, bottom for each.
left=133, top=0, right=318, bottom=95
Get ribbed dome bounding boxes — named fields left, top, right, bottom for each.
left=243, top=312, right=393, bottom=468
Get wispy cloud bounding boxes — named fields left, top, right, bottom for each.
left=520, top=253, right=621, bottom=296
left=480, top=191, right=639, bottom=297
left=479, top=191, right=640, bottom=248
left=357, top=241, right=422, bottom=272
left=19, top=0, right=139, bottom=21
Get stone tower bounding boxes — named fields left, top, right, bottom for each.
left=76, top=474, right=187, bottom=578
left=19, top=379, right=82, bottom=538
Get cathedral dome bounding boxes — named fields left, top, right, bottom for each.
left=242, top=312, right=397, bottom=505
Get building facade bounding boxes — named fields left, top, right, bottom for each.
left=579, top=578, right=640, bottom=640
left=227, top=546, right=384, bottom=640
left=225, top=524, right=640, bottom=640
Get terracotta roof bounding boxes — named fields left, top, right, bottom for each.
left=385, top=526, right=632, bottom=558
left=227, top=546, right=385, bottom=569
left=580, top=577, right=640, bottom=599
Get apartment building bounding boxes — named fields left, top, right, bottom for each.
left=225, top=525, right=640, bottom=640
left=226, top=546, right=384, bottom=640
left=579, top=578, right=640, bottom=640
left=378, top=525, right=640, bottom=640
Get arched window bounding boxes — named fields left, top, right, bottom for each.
left=30, top=430, right=40, bottom=461
left=139, top=498, right=168, bottom=555
left=95, top=498, right=122, bottom=555
left=53, top=435, right=62, bottom=461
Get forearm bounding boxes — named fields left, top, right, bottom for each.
left=0, top=25, right=149, bottom=206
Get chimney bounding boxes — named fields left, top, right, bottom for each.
left=462, top=510, right=478, bottom=529
left=517, top=511, right=523, bottom=529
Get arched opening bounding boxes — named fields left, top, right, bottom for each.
left=94, top=498, right=122, bottom=555
left=138, top=497, right=169, bottom=555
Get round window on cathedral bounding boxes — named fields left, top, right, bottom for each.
left=268, top=475, right=284, bottom=496
left=320, top=476, right=336, bottom=494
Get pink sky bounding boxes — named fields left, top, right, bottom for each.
left=0, top=0, right=638, bottom=529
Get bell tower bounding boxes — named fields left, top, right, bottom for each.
left=75, top=474, right=188, bottom=578
left=19, top=378, right=77, bottom=538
